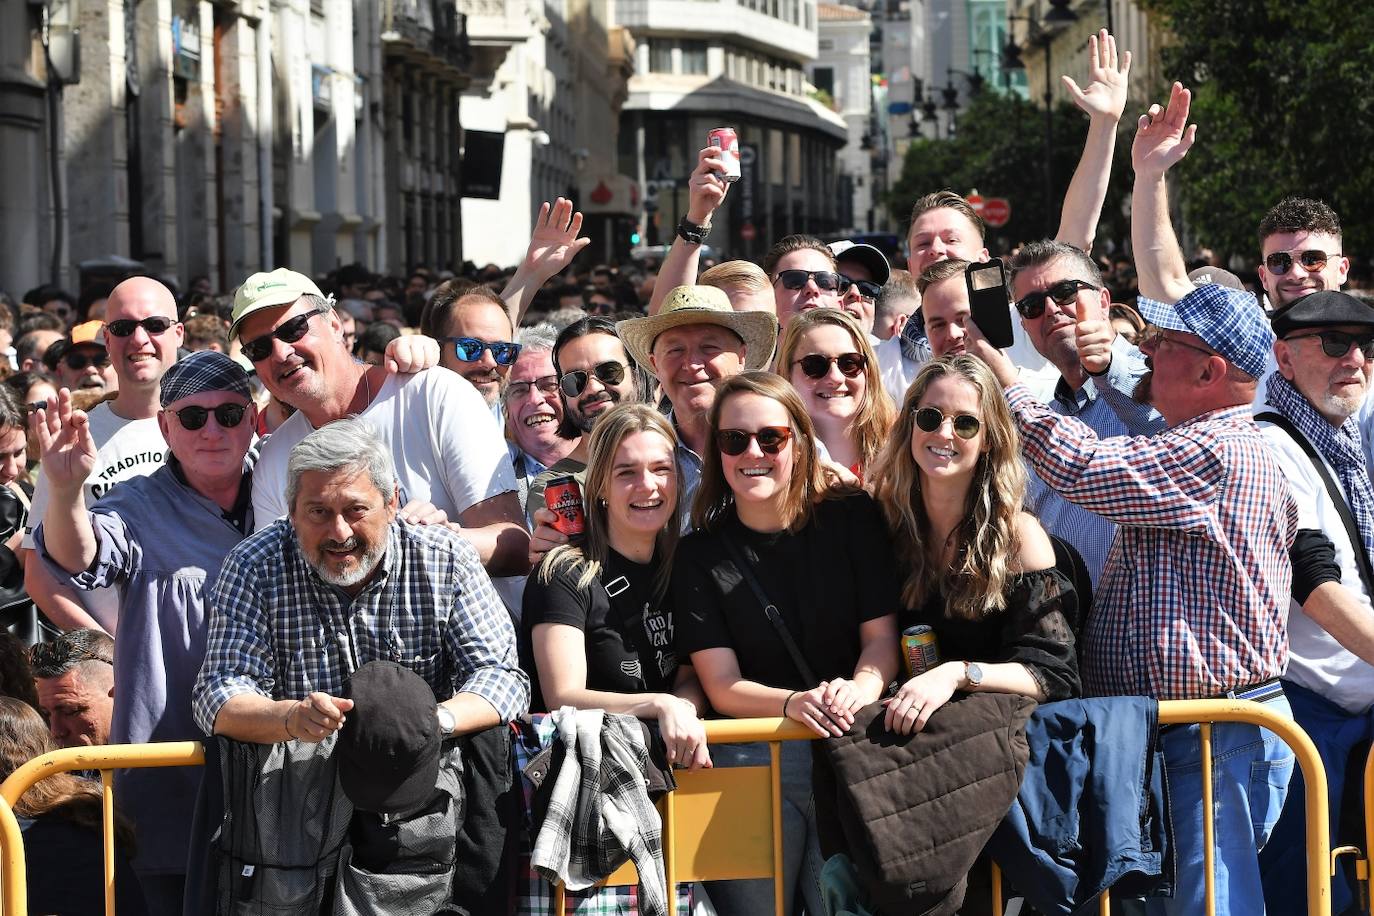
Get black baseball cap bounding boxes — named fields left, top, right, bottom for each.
left=336, top=661, right=441, bottom=815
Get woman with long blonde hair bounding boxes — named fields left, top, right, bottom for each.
left=774, top=308, right=895, bottom=479
left=870, top=355, right=1079, bottom=734
left=521, top=402, right=710, bottom=769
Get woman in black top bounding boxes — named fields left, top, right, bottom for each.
left=871, top=355, right=1080, bottom=735
left=522, top=403, right=710, bottom=769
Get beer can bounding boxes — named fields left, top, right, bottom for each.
left=707, top=127, right=741, bottom=183
left=901, top=625, right=940, bottom=678
left=544, top=475, right=587, bottom=543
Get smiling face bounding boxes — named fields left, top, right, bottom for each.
left=907, top=207, right=988, bottom=274
left=290, top=466, right=397, bottom=594
left=1013, top=257, right=1108, bottom=371
left=441, top=297, right=515, bottom=405
left=1275, top=323, right=1374, bottom=427
left=238, top=297, right=346, bottom=410
left=55, top=344, right=114, bottom=393
left=104, top=277, right=184, bottom=390
left=557, top=332, right=639, bottom=434
left=717, top=391, right=795, bottom=510
left=604, top=430, right=678, bottom=543
left=649, top=323, right=746, bottom=422
left=1260, top=230, right=1349, bottom=309
left=158, top=391, right=256, bottom=484
left=911, top=374, right=985, bottom=487
left=504, top=348, right=564, bottom=455
left=772, top=248, right=842, bottom=326
left=788, top=323, right=866, bottom=427
left=922, top=275, right=972, bottom=357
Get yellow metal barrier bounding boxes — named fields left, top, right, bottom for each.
left=0, top=795, right=25, bottom=916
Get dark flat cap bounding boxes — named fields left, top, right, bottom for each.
left=1271, top=290, right=1374, bottom=337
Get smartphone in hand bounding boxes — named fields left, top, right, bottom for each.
left=966, top=259, right=1014, bottom=350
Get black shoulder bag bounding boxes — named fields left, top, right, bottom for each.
left=719, top=532, right=819, bottom=685
left=1256, top=410, right=1374, bottom=595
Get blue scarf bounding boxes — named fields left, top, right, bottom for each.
left=1266, top=372, right=1374, bottom=561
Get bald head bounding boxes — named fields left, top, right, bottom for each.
left=105, top=276, right=185, bottom=395
left=108, top=276, right=178, bottom=321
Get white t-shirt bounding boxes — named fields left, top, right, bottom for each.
left=1258, top=420, right=1374, bottom=713
left=876, top=323, right=1059, bottom=406
left=251, top=369, right=525, bottom=608
left=25, top=402, right=168, bottom=634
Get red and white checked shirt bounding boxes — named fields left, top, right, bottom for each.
left=1006, top=383, right=1298, bottom=700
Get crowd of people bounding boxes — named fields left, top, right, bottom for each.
left=0, top=27, right=1369, bottom=916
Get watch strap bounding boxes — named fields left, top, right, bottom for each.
left=676, top=216, right=712, bottom=245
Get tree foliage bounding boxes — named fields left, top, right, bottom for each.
left=1143, top=0, right=1374, bottom=262
left=886, top=88, right=1131, bottom=254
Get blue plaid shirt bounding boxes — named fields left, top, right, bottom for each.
left=1007, top=383, right=1297, bottom=700
left=193, top=517, right=529, bottom=734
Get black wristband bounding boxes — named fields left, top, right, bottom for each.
left=1086, top=355, right=1112, bottom=378
left=676, top=216, right=711, bottom=245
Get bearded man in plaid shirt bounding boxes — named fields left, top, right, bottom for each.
left=968, top=279, right=1298, bottom=915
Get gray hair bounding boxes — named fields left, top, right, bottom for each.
left=304, top=292, right=336, bottom=314
left=285, top=417, right=397, bottom=510
left=30, top=628, right=114, bottom=681
left=516, top=322, right=559, bottom=352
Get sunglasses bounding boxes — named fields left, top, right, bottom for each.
left=63, top=350, right=109, bottom=371
left=794, top=352, right=867, bottom=379
left=447, top=337, right=522, bottom=365
left=241, top=306, right=329, bottom=362
left=1284, top=330, right=1374, bottom=360
left=506, top=375, right=560, bottom=400
left=914, top=406, right=981, bottom=440
left=773, top=270, right=851, bottom=293
left=1264, top=249, right=1339, bottom=276
left=26, top=400, right=47, bottom=415
left=716, top=426, right=794, bottom=456
left=1013, top=279, right=1097, bottom=319
left=559, top=361, right=627, bottom=398
left=170, top=403, right=248, bottom=431
left=847, top=279, right=883, bottom=301
left=105, top=315, right=177, bottom=338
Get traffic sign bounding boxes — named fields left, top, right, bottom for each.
left=966, top=191, right=985, bottom=214
left=983, top=198, right=1011, bottom=227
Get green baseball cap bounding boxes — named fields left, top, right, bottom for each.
left=231, top=268, right=330, bottom=339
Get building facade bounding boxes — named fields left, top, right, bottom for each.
left=809, top=3, right=872, bottom=237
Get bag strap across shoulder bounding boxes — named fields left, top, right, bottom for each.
left=719, top=532, right=818, bottom=686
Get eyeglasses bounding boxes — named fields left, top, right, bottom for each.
left=559, top=361, right=627, bottom=398
left=506, top=375, right=560, bottom=400
left=914, top=406, right=981, bottom=440
left=846, top=279, right=883, bottom=301
left=1013, top=280, right=1098, bottom=319
left=241, top=306, right=329, bottom=362
left=716, top=426, right=794, bottom=456
left=170, top=403, right=248, bottom=431
left=26, top=400, right=47, bottom=415
left=1140, top=327, right=1216, bottom=358
left=447, top=337, right=522, bottom=365
left=30, top=640, right=114, bottom=672
left=63, top=350, right=109, bottom=371
left=773, top=270, right=851, bottom=293
left=1264, top=249, right=1340, bottom=276
left=794, top=352, right=867, bottom=379
left=105, top=316, right=177, bottom=338
left=1283, top=330, right=1374, bottom=360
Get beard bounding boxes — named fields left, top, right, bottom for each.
left=569, top=389, right=622, bottom=433
left=305, top=534, right=388, bottom=589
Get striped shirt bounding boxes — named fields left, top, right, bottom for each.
left=192, top=517, right=529, bottom=734
left=1006, top=383, right=1297, bottom=700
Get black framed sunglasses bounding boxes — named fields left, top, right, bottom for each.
left=559, top=361, right=627, bottom=398
left=1013, top=280, right=1098, bottom=319
left=505, top=375, right=560, bottom=400
left=447, top=337, right=521, bottom=365
left=26, top=400, right=47, bottom=416
left=914, top=406, right=981, bottom=440
left=794, top=352, right=867, bottom=379
left=846, top=279, right=883, bottom=301
left=773, top=269, right=851, bottom=293
left=241, top=306, right=329, bottom=362
left=63, top=350, right=109, bottom=371
left=105, top=315, right=177, bottom=338
left=1264, top=249, right=1339, bottom=276
left=170, top=403, right=248, bottom=431
left=1284, top=330, right=1374, bottom=360
left=716, top=426, right=794, bottom=456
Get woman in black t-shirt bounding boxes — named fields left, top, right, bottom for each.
left=871, top=355, right=1080, bottom=735
left=522, top=403, right=710, bottom=769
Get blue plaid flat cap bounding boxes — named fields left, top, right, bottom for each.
left=160, top=350, right=253, bottom=408
left=1136, top=284, right=1272, bottom=380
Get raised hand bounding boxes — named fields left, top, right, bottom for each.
left=1132, top=82, right=1197, bottom=177
left=522, top=198, right=592, bottom=281
left=31, top=388, right=96, bottom=493
left=686, top=146, right=730, bottom=224
left=1063, top=29, right=1132, bottom=123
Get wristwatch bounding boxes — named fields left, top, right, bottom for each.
left=964, top=661, right=985, bottom=689
left=436, top=705, right=457, bottom=737
left=676, top=215, right=712, bottom=245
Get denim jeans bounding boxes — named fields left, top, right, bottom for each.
left=1260, top=680, right=1374, bottom=916
left=1122, top=693, right=1294, bottom=916
left=703, top=741, right=824, bottom=916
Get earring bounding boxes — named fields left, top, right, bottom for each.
left=598, top=497, right=608, bottom=508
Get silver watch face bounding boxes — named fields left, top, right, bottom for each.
left=967, top=662, right=985, bottom=686
left=437, top=707, right=456, bottom=734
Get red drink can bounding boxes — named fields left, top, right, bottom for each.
left=544, top=475, right=587, bottom=543
left=707, top=127, right=741, bottom=183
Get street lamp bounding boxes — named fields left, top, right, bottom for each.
left=1006, top=1, right=1078, bottom=235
